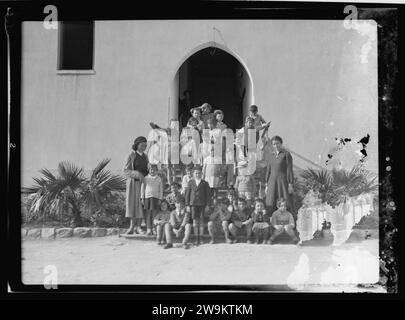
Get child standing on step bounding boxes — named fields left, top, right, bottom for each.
left=153, top=199, right=171, bottom=245
left=165, top=182, right=182, bottom=210
left=181, top=164, right=193, bottom=195
left=247, top=104, right=270, bottom=143
left=226, top=188, right=238, bottom=211
left=185, top=165, right=212, bottom=245
left=203, top=148, right=223, bottom=197
left=234, top=161, right=256, bottom=208
left=188, top=107, right=204, bottom=134
left=200, top=102, right=214, bottom=129
left=213, top=109, right=228, bottom=131
left=141, top=164, right=163, bottom=235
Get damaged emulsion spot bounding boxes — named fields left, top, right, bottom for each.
left=357, top=133, right=370, bottom=163
left=325, top=137, right=352, bottom=165
left=325, top=134, right=370, bottom=166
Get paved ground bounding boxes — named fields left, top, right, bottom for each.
left=21, top=237, right=383, bottom=292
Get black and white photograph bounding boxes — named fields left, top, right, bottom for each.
left=3, top=0, right=401, bottom=299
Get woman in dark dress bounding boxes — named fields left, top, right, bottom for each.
left=265, top=136, right=294, bottom=215
left=124, top=136, right=149, bottom=234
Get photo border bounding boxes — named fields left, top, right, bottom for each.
left=3, top=0, right=402, bottom=297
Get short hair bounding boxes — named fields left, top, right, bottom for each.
left=187, top=117, right=198, bottom=126
left=255, top=198, right=265, bottom=206
left=226, top=188, right=236, bottom=196
left=149, top=163, right=158, bottom=170
left=219, top=198, right=230, bottom=205
left=270, top=135, right=283, bottom=144
left=207, top=117, right=217, bottom=126
left=276, top=198, right=288, bottom=208
left=160, top=199, right=170, bottom=209
left=174, top=195, right=185, bottom=204
left=237, top=197, right=247, bottom=204
left=201, top=102, right=212, bottom=111
left=132, top=136, right=147, bottom=151
left=190, top=107, right=201, bottom=115
left=213, top=109, right=224, bottom=117
left=249, top=105, right=258, bottom=113
left=245, top=116, right=254, bottom=124
left=170, top=182, right=179, bottom=188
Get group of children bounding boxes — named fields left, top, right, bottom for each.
left=180, top=103, right=271, bottom=200
left=136, top=102, right=293, bottom=248
left=140, top=164, right=298, bottom=249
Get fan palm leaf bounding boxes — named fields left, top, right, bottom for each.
left=81, top=159, right=126, bottom=211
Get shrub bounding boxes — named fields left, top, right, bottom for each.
left=24, top=159, right=126, bottom=227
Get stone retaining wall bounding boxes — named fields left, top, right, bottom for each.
left=22, top=227, right=127, bottom=240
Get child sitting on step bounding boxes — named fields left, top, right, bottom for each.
left=153, top=199, right=171, bottom=245
left=251, top=198, right=271, bottom=244
left=269, top=198, right=299, bottom=244
left=207, top=198, right=233, bottom=244
left=164, top=196, right=192, bottom=249
left=229, top=197, right=253, bottom=243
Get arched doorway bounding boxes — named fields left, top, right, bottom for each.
left=171, top=43, right=254, bottom=131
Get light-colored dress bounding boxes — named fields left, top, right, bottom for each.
left=203, top=155, right=222, bottom=188
left=181, top=175, right=192, bottom=195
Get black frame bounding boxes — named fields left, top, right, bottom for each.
left=2, top=0, right=402, bottom=299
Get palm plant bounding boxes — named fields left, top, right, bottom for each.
left=300, top=168, right=335, bottom=204
left=299, top=166, right=378, bottom=209
left=330, top=166, right=378, bottom=207
left=24, top=159, right=126, bottom=227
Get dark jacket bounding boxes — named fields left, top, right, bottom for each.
left=185, top=179, right=211, bottom=207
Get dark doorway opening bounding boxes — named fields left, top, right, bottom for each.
left=177, top=47, right=252, bottom=131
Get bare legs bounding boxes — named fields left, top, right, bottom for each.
left=208, top=220, right=233, bottom=244
left=229, top=222, right=253, bottom=243
left=164, top=223, right=192, bottom=249
left=270, top=225, right=298, bottom=243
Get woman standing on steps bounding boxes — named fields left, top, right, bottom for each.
left=124, top=136, right=149, bottom=234
left=265, top=135, right=294, bottom=215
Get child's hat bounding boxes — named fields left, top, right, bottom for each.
left=193, top=164, right=202, bottom=172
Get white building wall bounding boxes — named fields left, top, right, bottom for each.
left=21, top=20, right=378, bottom=187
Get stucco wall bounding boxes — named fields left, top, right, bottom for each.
left=21, top=20, right=378, bottom=187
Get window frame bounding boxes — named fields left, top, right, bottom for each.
left=57, top=20, right=95, bottom=74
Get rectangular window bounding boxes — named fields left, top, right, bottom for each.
left=58, top=21, right=94, bottom=70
